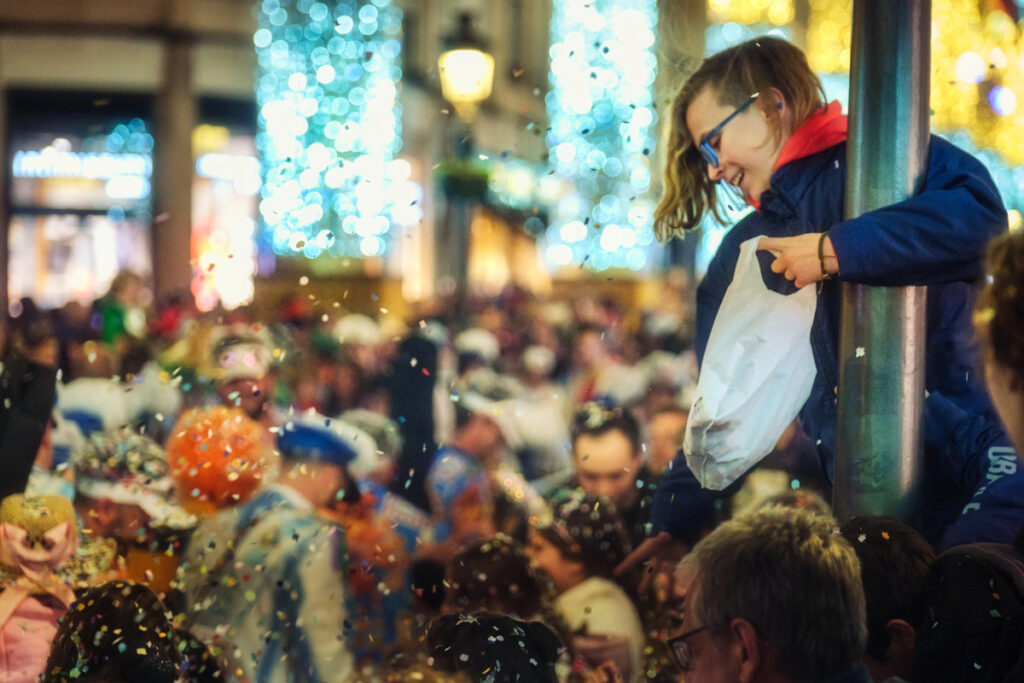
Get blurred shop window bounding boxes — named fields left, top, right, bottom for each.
left=7, top=91, right=154, bottom=311
left=191, top=100, right=260, bottom=313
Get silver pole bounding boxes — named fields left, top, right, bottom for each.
left=833, top=0, right=930, bottom=520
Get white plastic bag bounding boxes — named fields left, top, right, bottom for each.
left=683, top=235, right=817, bottom=490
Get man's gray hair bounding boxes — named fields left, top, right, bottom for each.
left=678, top=506, right=867, bottom=681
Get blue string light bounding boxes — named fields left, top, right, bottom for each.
left=543, top=0, right=659, bottom=271
left=254, top=0, right=420, bottom=260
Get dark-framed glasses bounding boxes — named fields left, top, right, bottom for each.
left=698, top=92, right=760, bottom=168
left=668, top=625, right=707, bottom=672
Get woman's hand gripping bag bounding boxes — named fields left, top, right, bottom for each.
left=683, top=236, right=817, bottom=490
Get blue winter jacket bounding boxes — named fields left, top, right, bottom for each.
left=651, top=135, right=1008, bottom=542
left=926, top=391, right=1024, bottom=549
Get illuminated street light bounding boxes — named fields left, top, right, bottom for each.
left=438, top=13, right=494, bottom=121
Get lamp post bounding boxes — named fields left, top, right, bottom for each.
left=438, top=13, right=495, bottom=123
left=436, top=13, right=494, bottom=323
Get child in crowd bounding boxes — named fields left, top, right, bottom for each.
left=527, top=490, right=645, bottom=683
left=427, top=611, right=562, bottom=683
left=41, top=580, right=219, bottom=682
left=443, top=534, right=547, bottom=618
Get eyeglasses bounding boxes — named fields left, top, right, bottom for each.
left=698, top=92, right=760, bottom=168
left=668, top=625, right=707, bottom=672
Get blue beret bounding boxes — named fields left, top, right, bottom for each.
left=277, top=422, right=358, bottom=468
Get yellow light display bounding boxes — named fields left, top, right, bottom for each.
left=804, top=0, right=1024, bottom=165
left=806, top=0, right=851, bottom=72
left=707, top=0, right=794, bottom=26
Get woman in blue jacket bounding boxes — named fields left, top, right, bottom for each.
left=632, top=36, right=1009, bottom=557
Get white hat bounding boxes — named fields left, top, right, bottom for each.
left=72, top=427, right=196, bottom=530
left=459, top=392, right=526, bottom=452
left=57, top=378, right=131, bottom=436
left=75, top=476, right=197, bottom=530
left=333, top=314, right=381, bottom=346
left=454, top=368, right=527, bottom=451
left=419, top=320, right=449, bottom=348
left=522, top=345, right=556, bottom=376
left=454, top=328, right=500, bottom=366
left=339, top=409, right=403, bottom=478
left=642, top=350, right=697, bottom=391
left=593, top=363, right=648, bottom=407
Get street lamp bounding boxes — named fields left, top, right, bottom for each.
left=438, top=13, right=494, bottom=122
left=435, top=12, right=493, bottom=323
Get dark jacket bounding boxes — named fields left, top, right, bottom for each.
left=927, top=391, right=1024, bottom=549
left=821, top=667, right=874, bottom=683
left=0, top=357, right=58, bottom=500
left=651, top=136, right=1007, bottom=541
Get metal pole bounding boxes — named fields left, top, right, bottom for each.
left=153, top=37, right=196, bottom=303
left=833, top=0, right=930, bottom=521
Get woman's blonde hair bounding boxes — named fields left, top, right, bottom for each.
left=654, top=36, right=827, bottom=240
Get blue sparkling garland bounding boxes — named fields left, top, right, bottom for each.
left=254, top=0, right=419, bottom=260
left=543, top=0, right=659, bottom=271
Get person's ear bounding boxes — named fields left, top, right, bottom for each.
left=884, top=619, right=917, bottom=657
left=731, top=617, right=763, bottom=683
left=761, top=87, right=787, bottom=115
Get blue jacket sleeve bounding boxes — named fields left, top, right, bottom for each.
left=925, top=391, right=1016, bottom=494
left=649, top=450, right=717, bottom=545
left=828, top=137, right=1006, bottom=286
left=926, top=391, right=1024, bottom=549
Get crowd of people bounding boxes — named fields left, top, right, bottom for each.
left=1, top=35, right=1024, bottom=683
left=0, top=264, right=703, bottom=682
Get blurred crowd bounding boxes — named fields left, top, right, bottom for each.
left=0, top=231, right=1022, bottom=683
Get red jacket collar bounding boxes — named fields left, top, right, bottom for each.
left=773, top=100, right=848, bottom=171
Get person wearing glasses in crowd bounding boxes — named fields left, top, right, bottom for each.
left=670, top=505, right=870, bottom=683
left=623, top=35, right=1012, bottom=573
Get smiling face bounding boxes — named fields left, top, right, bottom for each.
left=525, top=528, right=585, bottom=594
left=685, top=86, right=789, bottom=205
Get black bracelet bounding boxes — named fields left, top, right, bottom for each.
left=818, top=231, right=833, bottom=282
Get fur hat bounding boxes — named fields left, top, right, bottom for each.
left=57, top=379, right=131, bottom=437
